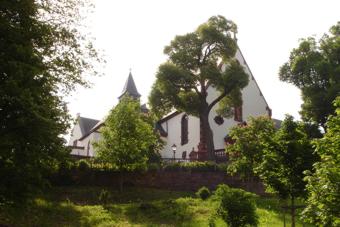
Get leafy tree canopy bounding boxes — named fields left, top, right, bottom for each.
left=302, top=97, right=340, bottom=226
left=258, top=115, right=319, bottom=227
left=226, top=116, right=276, bottom=178
left=279, top=22, right=340, bottom=130
left=257, top=115, right=318, bottom=199
left=94, top=96, right=161, bottom=191
left=0, top=0, right=100, bottom=202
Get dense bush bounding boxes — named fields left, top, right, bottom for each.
left=196, top=186, right=211, bottom=200
left=215, top=184, right=258, bottom=227
left=77, top=159, right=90, bottom=171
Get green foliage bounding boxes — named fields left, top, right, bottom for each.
left=162, top=161, right=225, bottom=172
left=226, top=116, right=276, bottom=178
left=0, top=186, right=313, bottom=226
left=149, top=15, right=249, bottom=158
left=215, top=185, right=259, bottom=227
left=212, top=184, right=231, bottom=200
left=302, top=97, right=340, bottom=226
left=94, top=96, right=159, bottom=172
left=196, top=186, right=211, bottom=200
left=93, top=97, right=160, bottom=191
left=279, top=22, right=340, bottom=129
left=258, top=115, right=318, bottom=200
left=227, top=116, right=319, bottom=226
left=77, top=159, right=90, bottom=172
left=0, top=0, right=100, bottom=202
left=256, top=115, right=319, bottom=227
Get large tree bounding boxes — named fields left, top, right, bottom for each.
left=279, top=22, right=340, bottom=130
left=149, top=16, right=248, bottom=160
left=94, top=96, right=160, bottom=192
left=0, top=0, right=99, bottom=202
left=302, top=97, right=340, bottom=226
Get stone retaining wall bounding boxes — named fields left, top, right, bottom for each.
left=55, top=170, right=266, bottom=195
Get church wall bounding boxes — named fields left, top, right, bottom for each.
left=68, top=123, right=82, bottom=146
left=80, top=131, right=101, bottom=157
left=235, top=50, right=269, bottom=119
left=203, top=49, right=269, bottom=150
left=70, top=147, right=87, bottom=156
left=160, top=113, right=200, bottom=159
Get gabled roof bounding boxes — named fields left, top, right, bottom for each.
left=78, top=117, right=100, bottom=136
left=79, top=120, right=104, bottom=141
left=118, top=72, right=141, bottom=99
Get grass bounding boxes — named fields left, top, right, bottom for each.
left=0, top=186, right=312, bottom=227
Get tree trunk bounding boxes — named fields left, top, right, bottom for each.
left=119, top=171, right=123, bottom=192
left=291, top=196, right=295, bottom=227
left=198, top=111, right=215, bottom=161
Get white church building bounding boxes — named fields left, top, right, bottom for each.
left=68, top=48, right=274, bottom=160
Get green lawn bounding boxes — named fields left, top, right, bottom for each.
left=0, top=187, right=311, bottom=227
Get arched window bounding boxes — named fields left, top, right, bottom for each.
left=181, top=114, right=188, bottom=145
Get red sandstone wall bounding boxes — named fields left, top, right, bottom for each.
left=66, top=170, right=266, bottom=195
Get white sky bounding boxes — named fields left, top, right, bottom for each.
left=66, top=0, right=340, bottom=122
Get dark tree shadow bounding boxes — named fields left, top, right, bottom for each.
left=0, top=199, right=83, bottom=227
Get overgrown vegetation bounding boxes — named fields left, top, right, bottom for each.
left=0, top=186, right=312, bottom=227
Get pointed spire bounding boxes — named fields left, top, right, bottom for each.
left=118, top=70, right=141, bottom=100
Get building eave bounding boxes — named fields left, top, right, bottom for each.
left=158, top=111, right=181, bottom=124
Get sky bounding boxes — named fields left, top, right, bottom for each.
left=66, top=0, right=340, bottom=122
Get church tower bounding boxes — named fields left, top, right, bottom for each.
left=118, top=71, right=141, bottom=100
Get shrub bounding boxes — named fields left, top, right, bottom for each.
left=212, top=184, right=230, bottom=200
left=77, top=159, right=90, bottom=171
left=162, top=162, right=182, bottom=171
left=183, top=161, right=216, bottom=172
left=216, top=163, right=228, bottom=172
left=196, top=186, right=211, bottom=200
left=147, top=163, right=161, bottom=171
left=215, top=185, right=258, bottom=227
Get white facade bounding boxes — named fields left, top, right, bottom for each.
left=160, top=113, right=200, bottom=159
